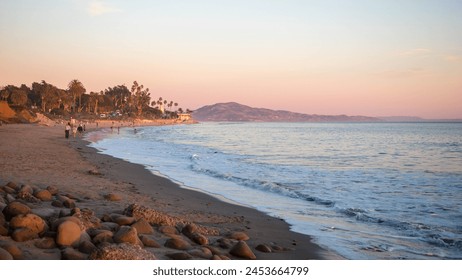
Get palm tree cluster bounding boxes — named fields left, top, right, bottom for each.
left=0, top=80, right=189, bottom=119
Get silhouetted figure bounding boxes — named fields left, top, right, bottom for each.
left=65, top=122, right=71, bottom=139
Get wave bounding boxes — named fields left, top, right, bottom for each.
left=188, top=152, right=460, bottom=253
left=338, top=207, right=462, bottom=252
left=189, top=155, right=336, bottom=208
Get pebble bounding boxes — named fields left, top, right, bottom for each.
left=78, top=240, right=98, bottom=254
left=139, top=235, right=161, bottom=248
left=0, top=247, right=13, bottom=260
left=212, top=254, right=231, bottom=260
left=188, top=247, right=213, bottom=259
left=2, top=201, right=31, bottom=221
left=131, top=218, right=154, bottom=234
left=35, top=237, right=57, bottom=249
left=92, top=231, right=114, bottom=245
left=6, top=181, right=19, bottom=190
left=228, top=231, right=250, bottom=241
left=5, top=194, right=16, bottom=203
left=89, top=243, right=156, bottom=260
left=46, top=185, right=59, bottom=195
left=62, top=199, right=76, bottom=209
left=164, top=237, right=192, bottom=250
left=2, top=186, right=16, bottom=194
left=230, top=241, right=257, bottom=260
left=51, top=216, right=82, bottom=231
left=113, top=226, right=142, bottom=246
left=0, top=241, right=23, bottom=259
left=188, top=232, right=209, bottom=245
left=61, top=247, right=88, bottom=260
left=104, top=193, right=122, bottom=201
left=56, top=220, right=82, bottom=247
left=216, top=238, right=234, bottom=249
left=19, top=184, right=34, bottom=194
left=10, top=213, right=48, bottom=235
left=181, top=223, right=198, bottom=235
left=182, top=223, right=208, bottom=245
left=255, top=244, right=272, bottom=253
left=88, top=169, right=101, bottom=176
left=34, top=189, right=53, bottom=201
left=51, top=200, right=63, bottom=208
left=112, top=215, right=136, bottom=226
left=158, top=225, right=179, bottom=235
left=11, top=227, right=39, bottom=242
left=166, top=252, right=193, bottom=260
left=100, top=222, right=119, bottom=232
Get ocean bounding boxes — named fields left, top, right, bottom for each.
left=87, top=122, right=462, bottom=259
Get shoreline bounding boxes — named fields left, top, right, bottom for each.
left=0, top=123, right=342, bottom=259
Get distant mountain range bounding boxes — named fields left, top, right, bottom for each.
left=192, top=102, right=381, bottom=122
left=378, top=116, right=425, bottom=122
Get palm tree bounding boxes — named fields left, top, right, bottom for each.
left=157, top=97, right=164, bottom=113
left=68, top=79, right=86, bottom=112
left=130, top=81, right=151, bottom=117
left=33, top=81, right=56, bottom=112
left=58, top=89, right=71, bottom=112
left=89, top=91, right=102, bottom=114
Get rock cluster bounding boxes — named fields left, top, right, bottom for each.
left=0, top=181, right=287, bottom=260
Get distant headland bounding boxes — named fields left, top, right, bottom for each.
left=192, top=102, right=379, bottom=122
left=192, top=102, right=462, bottom=123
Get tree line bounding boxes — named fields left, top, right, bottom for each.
left=0, top=80, right=191, bottom=119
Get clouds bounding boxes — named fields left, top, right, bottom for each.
left=444, top=55, right=462, bottom=62
left=398, top=48, right=432, bottom=57
left=396, top=48, right=462, bottom=65
left=87, top=0, right=121, bottom=16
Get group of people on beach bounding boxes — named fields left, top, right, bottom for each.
left=65, top=118, right=85, bottom=139
left=63, top=119, right=143, bottom=139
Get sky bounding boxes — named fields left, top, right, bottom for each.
left=1, top=0, right=461, bottom=119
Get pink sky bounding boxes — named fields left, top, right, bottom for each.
left=1, top=0, right=461, bottom=119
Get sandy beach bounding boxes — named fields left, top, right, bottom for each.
left=0, top=123, right=339, bottom=260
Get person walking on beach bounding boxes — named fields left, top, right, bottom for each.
left=72, top=124, right=77, bottom=138
left=77, top=123, right=83, bottom=136
left=65, top=122, right=71, bottom=139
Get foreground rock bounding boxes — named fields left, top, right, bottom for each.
left=0, top=181, right=284, bottom=260
left=90, top=243, right=157, bottom=260
left=2, top=201, right=31, bottom=221
left=230, top=241, right=257, bottom=260
left=56, top=220, right=82, bottom=247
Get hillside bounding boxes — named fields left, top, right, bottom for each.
left=192, top=102, right=380, bottom=122
left=0, top=101, right=16, bottom=121
left=0, top=101, right=55, bottom=125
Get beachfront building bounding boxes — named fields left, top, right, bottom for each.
left=178, top=113, right=191, bottom=121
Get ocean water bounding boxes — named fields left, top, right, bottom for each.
left=87, top=122, right=462, bottom=259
